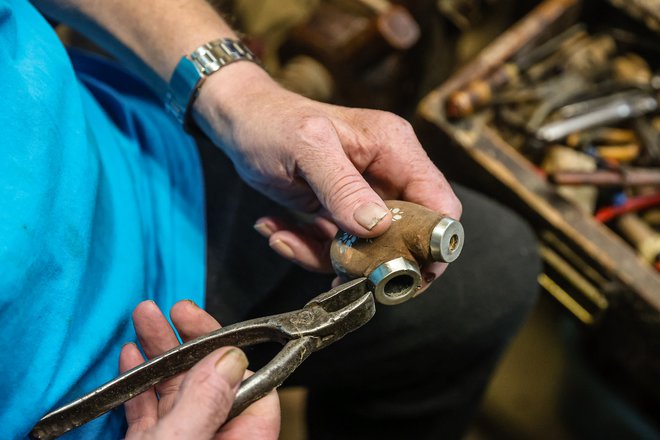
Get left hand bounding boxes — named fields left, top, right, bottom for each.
left=119, top=300, right=280, bottom=439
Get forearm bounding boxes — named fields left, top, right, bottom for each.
left=33, top=0, right=461, bottom=247
left=32, top=0, right=241, bottom=93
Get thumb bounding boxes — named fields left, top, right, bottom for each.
left=157, top=347, right=248, bottom=439
left=296, top=122, right=391, bottom=237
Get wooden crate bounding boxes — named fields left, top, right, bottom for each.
left=417, top=0, right=660, bottom=404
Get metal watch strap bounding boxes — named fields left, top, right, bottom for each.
left=165, top=38, right=259, bottom=127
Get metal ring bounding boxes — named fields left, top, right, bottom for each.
left=367, top=257, right=421, bottom=305
left=429, top=217, right=464, bottom=263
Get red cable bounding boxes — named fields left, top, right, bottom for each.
left=594, top=193, right=660, bottom=223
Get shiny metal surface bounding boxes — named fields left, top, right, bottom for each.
left=430, top=217, right=464, bottom=263
left=367, top=257, right=421, bottom=305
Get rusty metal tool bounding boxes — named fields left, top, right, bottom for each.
left=30, top=278, right=377, bottom=440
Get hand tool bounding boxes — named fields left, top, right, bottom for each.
left=549, top=168, right=660, bottom=187
left=541, top=146, right=598, bottom=212
left=595, top=143, right=641, bottom=163
left=566, top=127, right=637, bottom=148
left=536, top=90, right=658, bottom=142
left=616, top=213, right=660, bottom=266
left=436, top=0, right=482, bottom=30
left=612, top=53, right=652, bottom=86
left=356, top=0, right=420, bottom=50
left=445, top=24, right=586, bottom=118
left=557, top=88, right=652, bottom=119
left=32, top=201, right=465, bottom=439
left=563, top=34, right=616, bottom=76
left=635, top=117, right=660, bottom=164
left=524, top=27, right=589, bottom=82
left=30, top=278, right=376, bottom=440
left=525, top=72, right=589, bottom=132
left=331, top=201, right=464, bottom=305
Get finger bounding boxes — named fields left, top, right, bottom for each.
left=350, top=111, right=462, bottom=220
left=375, top=152, right=461, bottom=220
left=255, top=216, right=338, bottom=273
left=413, top=262, right=448, bottom=298
left=268, top=215, right=337, bottom=272
left=269, top=231, right=334, bottom=273
left=170, top=300, right=221, bottom=342
left=217, top=389, right=281, bottom=440
left=132, top=301, right=180, bottom=358
left=156, top=347, right=249, bottom=439
left=294, top=117, right=392, bottom=237
left=254, top=215, right=337, bottom=241
left=120, top=343, right=158, bottom=434
left=132, top=301, right=183, bottom=411
left=401, top=171, right=462, bottom=220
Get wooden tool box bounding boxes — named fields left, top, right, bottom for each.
left=416, top=0, right=660, bottom=408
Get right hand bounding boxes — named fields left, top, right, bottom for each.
left=120, top=300, right=280, bottom=440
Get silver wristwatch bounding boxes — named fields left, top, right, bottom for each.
left=165, top=38, right=259, bottom=127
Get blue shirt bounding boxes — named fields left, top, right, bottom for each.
left=0, top=1, right=206, bottom=438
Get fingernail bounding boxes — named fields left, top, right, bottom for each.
left=184, top=299, right=198, bottom=308
left=121, top=342, right=136, bottom=349
left=253, top=222, right=273, bottom=238
left=354, top=203, right=389, bottom=231
left=215, top=348, right=249, bottom=385
left=270, top=239, right=295, bottom=259
left=423, top=272, right=436, bottom=284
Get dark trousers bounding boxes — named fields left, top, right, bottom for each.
left=201, top=144, right=540, bottom=439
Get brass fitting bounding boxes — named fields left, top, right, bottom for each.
left=330, top=201, right=464, bottom=305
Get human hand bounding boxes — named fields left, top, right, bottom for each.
left=194, top=62, right=461, bottom=282
left=120, top=300, right=280, bottom=440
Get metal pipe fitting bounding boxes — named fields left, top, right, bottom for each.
left=430, top=217, right=464, bottom=263
left=330, top=200, right=464, bottom=305
left=368, top=257, right=421, bottom=305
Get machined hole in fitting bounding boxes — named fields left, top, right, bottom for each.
left=383, top=274, right=415, bottom=298
left=449, top=234, right=459, bottom=252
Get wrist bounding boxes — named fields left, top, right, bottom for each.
left=192, top=61, right=281, bottom=141
left=165, top=38, right=262, bottom=128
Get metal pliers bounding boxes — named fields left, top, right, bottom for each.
left=31, top=278, right=375, bottom=440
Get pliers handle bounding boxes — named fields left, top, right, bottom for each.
left=30, top=278, right=375, bottom=440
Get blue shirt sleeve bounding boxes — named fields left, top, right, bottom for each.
left=0, top=1, right=206, bottom=438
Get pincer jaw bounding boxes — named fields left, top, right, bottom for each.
left=302, top=278, right=376, bottom=347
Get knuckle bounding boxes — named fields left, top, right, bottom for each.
left=293, top=116, right=338, bottom=161
left=156, top=380, right=181, bottom=398
left=379, top=111, right=414, bottom=135
left=186, top=370, right=234, bottom=412
left=297, top=115, right=335, bottom=140
left=323, top=173, right=369, bottom=210
left=126, top=414, right=157, bottom=432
